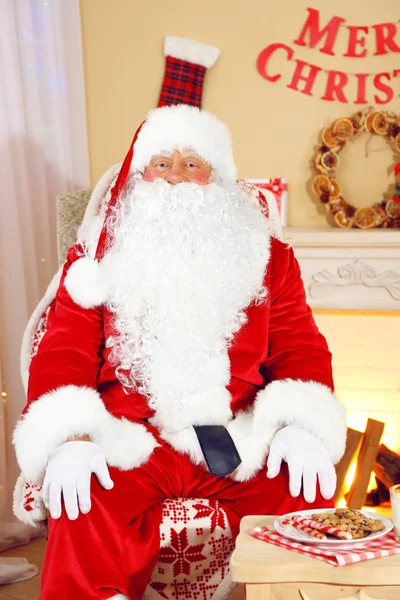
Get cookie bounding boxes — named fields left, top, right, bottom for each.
left=311, top=509, right=385, bottom=539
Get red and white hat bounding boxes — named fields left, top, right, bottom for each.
left=64, top=104, right=237, bottom=309
left=131, top=104, right=237, bottom=186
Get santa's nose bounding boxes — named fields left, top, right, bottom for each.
left=165, top=166, right=187, bottom=184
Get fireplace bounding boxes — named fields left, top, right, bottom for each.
left=313, top=311, right=400, bottom=456
left=286, top=227, right=400, bottom=511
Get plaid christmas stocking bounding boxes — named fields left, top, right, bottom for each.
left=158, top=36, right=220, bottom=108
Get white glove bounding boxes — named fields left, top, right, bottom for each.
left=43, top=441, right=114, bottom=520
left=266, top=425, right=336, bottom=503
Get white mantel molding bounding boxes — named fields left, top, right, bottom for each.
left=284, top=228, right=400, bottom=311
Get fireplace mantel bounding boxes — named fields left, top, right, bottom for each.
left=284, top=228, right=400, bottom=311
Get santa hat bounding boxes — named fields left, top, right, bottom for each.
left=64, top=104, right=237, bottom=309
left=131, top=105, right=237, bottom=184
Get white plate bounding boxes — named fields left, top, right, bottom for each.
left=274, top=508, right=393, bottom=550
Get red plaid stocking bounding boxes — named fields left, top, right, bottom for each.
left=158, top=36, right=220, bottom=108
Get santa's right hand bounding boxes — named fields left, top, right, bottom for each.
left=43, top=441, right=114, bottom=520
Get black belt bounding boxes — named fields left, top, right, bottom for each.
left=193, top=425, right=242, bottom=477
left=142, top=419, right=242, bottom=477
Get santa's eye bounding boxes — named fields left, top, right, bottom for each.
left=155, top=161, right=169, bottom=169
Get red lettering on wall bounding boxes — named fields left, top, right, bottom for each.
left=293, top=7, right=345, bottom=56
left=354, top=73, right=369, bottom=104
left=257, top=43, right=293, bottom=82
left=373, top=23, right=400, bottom=55
left=287, top=59, right=321, bottom=96
left=373, top=72, right=394, bottom=104
left=321, top=71, right=348, bottom=103
left=344, top=26, right=369, bottom=57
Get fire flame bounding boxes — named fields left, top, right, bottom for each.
left=337, top=460, right=377, bottom=508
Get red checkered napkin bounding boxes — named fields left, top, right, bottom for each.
left=249, top=526, right=400, bottom=566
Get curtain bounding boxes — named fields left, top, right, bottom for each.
left=0, top=0, right=90, bottom=521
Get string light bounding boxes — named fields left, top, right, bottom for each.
left=40, top=257, right=46, bottom=263
left=1, top=392, right=7, bottom=397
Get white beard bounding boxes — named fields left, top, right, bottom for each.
left=102, top=179, right=270, bottom=433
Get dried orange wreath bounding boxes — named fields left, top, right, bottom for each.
left=312, top=108, right=400, bottom=229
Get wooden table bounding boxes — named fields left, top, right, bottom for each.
left=230, top=516, right=400, bottom=600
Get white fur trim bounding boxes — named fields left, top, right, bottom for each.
left=162, top=411, right=266, bottom=479
left=76, top=215, right=104, bottom=259
left=64, top=256, right=111, bottom=309
left=107, top=596, right=129, bottom=600
left=82, top=163, right=121, bottom=222
left=20, top=268, right=63, bottom=392
left=164, top=36, right=220, bottom=69
left=76, top=164, right=121, bottom=259
left=162, top=411, right=270, bottom=482
left=131, top=105, right=237, bottom=186
left=161, top=427, right=204, bottom=464
left=149, top=353, right=232, bottom=433
left=151, top=387, right=233, bottom=434
left=253, top=379, right=346, bottom=464
left=13, top=385, right=158, bottom=483
left=227, top=410, right=272, bottom=482
left=162, top=412, right=268, bottom=483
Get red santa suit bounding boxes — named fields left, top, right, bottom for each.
left=13, top=105, right=346, bottom=600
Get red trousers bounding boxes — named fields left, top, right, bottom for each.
left=40, top=440, right=331, bottom=599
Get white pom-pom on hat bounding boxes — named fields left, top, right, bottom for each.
left=64, top=256, right=111, bottom=309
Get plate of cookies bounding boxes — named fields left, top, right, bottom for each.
left=274, top=508, right=392, bottom=549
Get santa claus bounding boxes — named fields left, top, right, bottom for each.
left=13, top=104, right=346, bottom=600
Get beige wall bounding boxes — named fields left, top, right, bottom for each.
left=80, top=0, right=399, bottom=227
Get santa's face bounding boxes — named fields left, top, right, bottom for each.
left=143, top=149, right=212, bottom=185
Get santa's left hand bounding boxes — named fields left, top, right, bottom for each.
left=266, top=425, right=336, bottom=503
